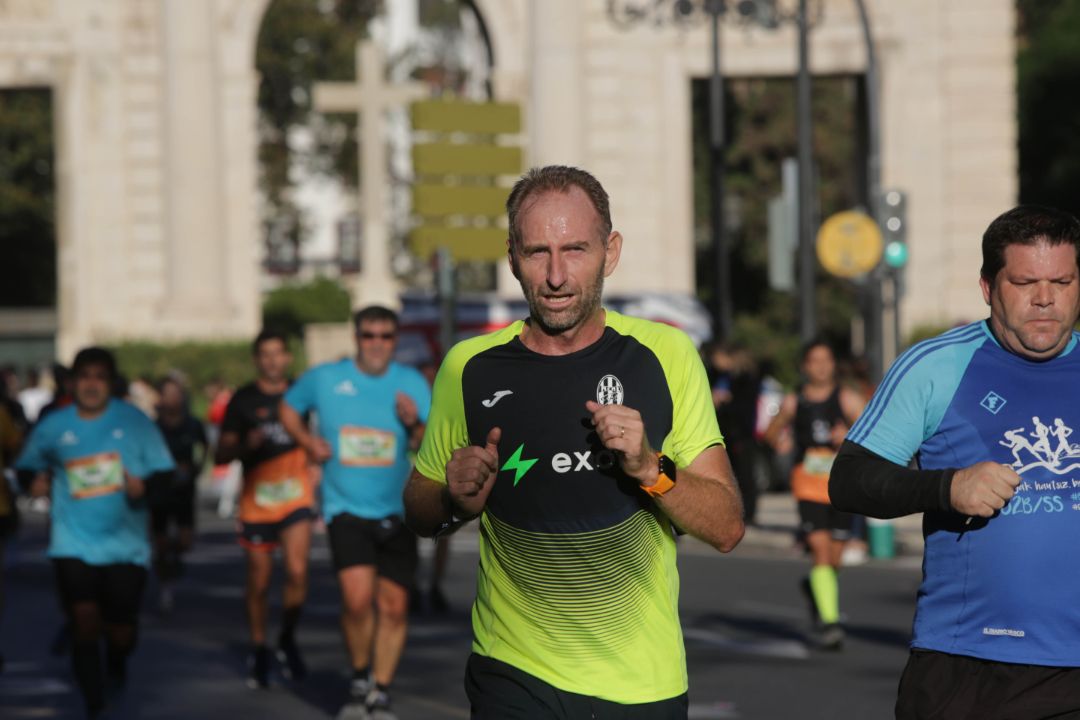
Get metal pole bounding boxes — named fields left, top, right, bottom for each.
left=853, top=0, right=884, bottom=382
left=709, top=2, right=732, bottom=341
left=436, top=247, right=456, bottom=359
left=796, top=0, right=815, bottom=342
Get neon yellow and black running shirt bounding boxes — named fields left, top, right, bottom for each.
left=415, top=310, right=724, bottom=704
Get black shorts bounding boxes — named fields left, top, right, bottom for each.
left=326, top=513, right=417, bottom=588
left=896, top=649, right=1080, bottom=720
left=239, top=506, right=315, bottom=552
left=149, top=485, right=196, bottom=534
left=466, top=653, right=689, bottom=720
left=0, top=512, right=16, bottom=539
left=798, top=500, right=854, bottom=540
left=52, top=558, right=147, bottom=625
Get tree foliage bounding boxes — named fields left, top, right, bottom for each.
left=262, top=276, right=353, bottom=339
left=0, top=88, right=55, bottom=307
left=255, top=0, right=374, bottom=237
left=1017, top=0, right=1080, bottom=217
left=692, top=75, right=861, bottom=381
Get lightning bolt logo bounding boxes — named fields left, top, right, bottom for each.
left=501, top=443, right=538, bottom=486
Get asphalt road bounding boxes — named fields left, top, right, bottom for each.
left=1, top=502, right=922, bottom=719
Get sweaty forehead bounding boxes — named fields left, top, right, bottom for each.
left=519, top=187, right=601, bottom=241
left=1001, top=241, right=1079, bottom=276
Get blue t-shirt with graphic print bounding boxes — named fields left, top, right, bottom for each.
left=283, top=359, right=431, bottom=522
left=16, top=400, right=176, bottom=567
left=848, top=320, right=1080, bottom=666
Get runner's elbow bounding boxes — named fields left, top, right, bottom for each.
left=714, top=518, right=745, bottom=553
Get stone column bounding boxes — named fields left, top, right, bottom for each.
left=160, top=0, right=228, bottom=323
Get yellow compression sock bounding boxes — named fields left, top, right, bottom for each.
left=809, top=564, right=839, bottom=624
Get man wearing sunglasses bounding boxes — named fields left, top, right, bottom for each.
left=280, top=305, right=431, bottom=719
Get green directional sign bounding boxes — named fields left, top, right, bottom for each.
left=411, top=100, right=521, bottom=134
left=409, top=227, right=507, bottom=261
left=411, top=185, right=508, bottom=218
left=413, top=143, right=523, bottom=177
left=408, top=98, right=522, bottom=262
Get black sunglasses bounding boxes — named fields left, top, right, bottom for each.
left=360, top=332, right=396, bottom=341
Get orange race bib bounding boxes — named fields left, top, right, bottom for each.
left=338, top=426, right=396, bottom=467
left=790, top=448, right=835, bottom=504
left=65, top=452, right=124, bottom=500
left=240, top=448, right=314, bottom=523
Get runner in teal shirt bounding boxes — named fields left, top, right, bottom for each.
left=19, top=395, right=175, bottom=566
left=279, top=306, right=430, bottom=718
left=15, top=347, right=174, bottom=718
left=283, top=356, right=430, bottom=522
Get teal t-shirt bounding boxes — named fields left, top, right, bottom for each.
left=284, top=359, right=431, bottom=522
left=16, top=400, right=175, bottom=567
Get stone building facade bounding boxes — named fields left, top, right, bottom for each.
left=0, top=0, right=1014, bottom=360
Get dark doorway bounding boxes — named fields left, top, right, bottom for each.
left=0, top=87, right=56, bottom=369
left=0, top=87, right=55, bottom=308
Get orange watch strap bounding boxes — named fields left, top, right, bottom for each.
left=641, top=454, right=676, bottom=497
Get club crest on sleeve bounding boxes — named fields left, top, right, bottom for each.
left=980, top=391, right=1006, bottom=415
left=596, top=375, right=624, bottom=406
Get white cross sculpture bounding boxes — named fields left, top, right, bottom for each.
left=313, top=40, right=426, bottom=308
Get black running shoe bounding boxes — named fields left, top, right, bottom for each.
left=366, top=687, right=398, bottom=720
left=247, top=646, right=270, bottom=689
left=819, top=623, right=845, bottom=651
left=276, top=637, right=308, bottom=681
left=349, top=670, right=372, bottom=701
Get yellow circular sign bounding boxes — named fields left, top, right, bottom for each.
left=816, top=210, right=883, bottom=278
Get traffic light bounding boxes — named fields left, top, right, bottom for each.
left=879, top=189, right=907, bottom=269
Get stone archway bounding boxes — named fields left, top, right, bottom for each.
left=0, top=0, right=268, bottom=361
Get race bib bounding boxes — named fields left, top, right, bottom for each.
left=791, top=448, right=836, bottom=504
left=254, top=477, right=304, bottom=508
left=66, top=452, right=124, bottom=499
left=802, top=448, right=837, bottom=475
left=338, top=426, right=396, bottom=467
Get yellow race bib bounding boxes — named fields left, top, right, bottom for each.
left=66, top=452, right=124, bottom=499
left=338, top=426, right=396, bottom=467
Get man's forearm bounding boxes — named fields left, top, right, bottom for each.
left=278, top=402, right=316, bottom=451
left=403, top=470, right=453, bottom=538
left=406, top=422, right=426, bottom=452
left=655, top=470, right=744, bottom=552
left=829, top=440, right=954, bottom=518
left=653, top=447, right=744, bottom=552
left=214, top=433, right=242, bottom=465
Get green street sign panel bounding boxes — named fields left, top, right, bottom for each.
left=411, top=185, right=509, bottom=218
left=413, top=143, right=523, bottom=177
left=409, top=227, right=507, bottom=261
left=411, top=100, right=521, bottom=134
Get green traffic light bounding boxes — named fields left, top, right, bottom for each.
left=884, top=240, right=908, bottom=268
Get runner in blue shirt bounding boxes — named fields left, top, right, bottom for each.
left=831, top=205, right=1080, bottom=719
left=16, top=347, right=175, bottom=718
left=280, top=305, right=430, bottom=719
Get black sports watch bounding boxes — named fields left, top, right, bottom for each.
left=434, top=488, right=474, bottom=538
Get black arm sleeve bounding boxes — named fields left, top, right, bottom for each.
left=829, top=440, right=955, bottom=519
